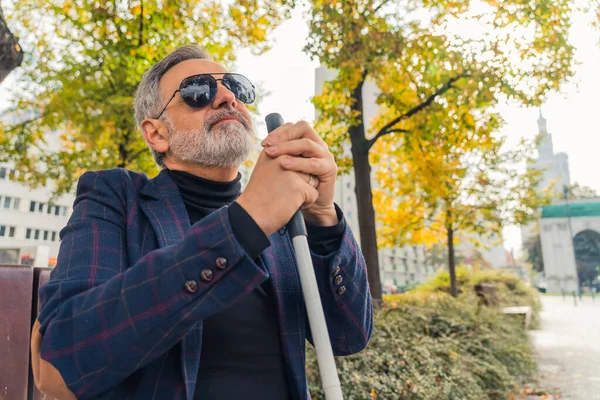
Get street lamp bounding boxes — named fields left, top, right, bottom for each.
left=563, top=185, right=580, bottom=302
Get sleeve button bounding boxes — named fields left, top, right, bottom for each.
left=334, top=275, right=343, bottom=285
left=184, top=280, right=198, bottom=293
left=337, top=286, right=347, bottom=295
left=216, top=257, right=228, bottom=270
left=331, top=266, right=341, bottom=276
left=200, top=269, right=214, bottom=282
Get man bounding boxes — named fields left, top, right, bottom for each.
left=31, top=45, right=373, bottom=400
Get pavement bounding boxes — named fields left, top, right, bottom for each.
left=529, top=295, right=600, bottom=400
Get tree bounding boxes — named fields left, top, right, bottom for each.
left=376, top=128, right=549, bottom=296
left=305, top=0, right=578, bottom=301
left=559, top=182, right=598, bottom=200
left=524, top=229, right=544, bottom=273
left=0, top=0, right=293, bottom=195
left=0, top=4, right=23, bottom=83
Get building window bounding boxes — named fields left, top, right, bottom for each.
left=54, top=206, right=60, bottom=216
left=8, top=227, right=15, bottom=238
left=51, top=231, right=57, bottom=241
left=3, top=196, right=11, bottom=209
left=47, top=205, right=53, bottom=214
left=30, top=201, right=36, bottom=212
left=38, top=202, right=44, bottom=213
left=13, top=198, right=20, bottom=210
left=43, top=230, right=49, bottom=241
left=0, top=226, right=5, bottom=236
left=34, top=229, right=40, bottom=240
left=0, top=167, right=6, bottom=179
left=26, top=228, right=32, bottom=239
left=62, top=206, right=67, bottom=216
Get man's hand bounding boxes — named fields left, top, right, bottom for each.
left=261, top=121, right=338, bottom=226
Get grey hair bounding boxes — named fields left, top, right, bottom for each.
left=133, top=45, right=211, bottom=168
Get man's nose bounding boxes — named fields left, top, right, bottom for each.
left=211, top=81, right=237, bottom=109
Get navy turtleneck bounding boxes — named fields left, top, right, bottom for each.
left=166, top=168, right=345, bottom=400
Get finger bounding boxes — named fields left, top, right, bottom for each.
left=280, top=155, right=336, bottom=178
left=300, top=185, right=319, bottom=209
left=299, top=172, right=320, bottom=189
left=262, top=121, right=327, bottom=149
left=264, top=138, right=326, bottom=159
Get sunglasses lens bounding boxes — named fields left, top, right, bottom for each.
left=180, top=75, right=216, bottom=108
left=223, top=74, right=255, bottom=104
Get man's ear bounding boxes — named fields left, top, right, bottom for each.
left=142, top=118, right=170, bottom=154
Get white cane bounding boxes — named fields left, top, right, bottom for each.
left=265, top=113, right=344, bottom=400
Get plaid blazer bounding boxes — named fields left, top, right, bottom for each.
left=34, top=168, right=373, bottom=400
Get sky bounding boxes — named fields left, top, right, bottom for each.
left=2, top=4, right=600, bottom=255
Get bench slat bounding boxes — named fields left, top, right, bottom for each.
left=0, top=264, right=34, bottom=400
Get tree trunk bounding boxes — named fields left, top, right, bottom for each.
left=118, top=131, right=131, bottom=168
left=447, top=223, right=457, bottom=297
left=0, top=5, right=24, bottom=83
left=118, top=141, right=129, bottom=168
left=349, top=72, right=382, bottom=303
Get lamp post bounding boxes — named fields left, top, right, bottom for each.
left=563, top=185, right=580, bottom=303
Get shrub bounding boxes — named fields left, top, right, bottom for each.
left=307, top=269, right=540, bottom=399
left=406, top=267, right=541, bottom=328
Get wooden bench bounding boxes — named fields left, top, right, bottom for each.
left=502, top=306, right=532, bottom=330
left=0, top=264, right=52, bottom=400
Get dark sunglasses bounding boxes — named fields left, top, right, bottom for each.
left=155, top=73, right=255, bottom=119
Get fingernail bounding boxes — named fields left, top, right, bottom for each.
left=281, top=157, right=291, bottom=167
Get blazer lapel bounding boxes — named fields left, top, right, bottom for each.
left=139, top=169, right=190, bottom=247
left=139, top=170, right=200, bottom=400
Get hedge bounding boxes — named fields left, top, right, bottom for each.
left=307, top=268, right=540, bottom=399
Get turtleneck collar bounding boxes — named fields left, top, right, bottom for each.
left=167, top=169, right=242, bottom=223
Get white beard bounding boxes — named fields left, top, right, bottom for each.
left=166, top=110, right=255, bottom=168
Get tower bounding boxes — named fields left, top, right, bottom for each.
left=537, top=109, right=554, bottom=158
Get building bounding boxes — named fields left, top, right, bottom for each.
left=0, top=110, right=76, bottom=266
left=0, top=163, right=75, bottom=266
left=454, top=232, right=509, bottom=269
left=539, top=199, right=600, bottom=293
left=521, top=111, right=571, bottom=244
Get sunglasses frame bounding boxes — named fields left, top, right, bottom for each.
left=154, top=72, right=255, bottom=119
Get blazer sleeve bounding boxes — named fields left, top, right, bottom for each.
left=306, top=220, right=374, bottom=356
left=31, top=170, right=269, bottom=399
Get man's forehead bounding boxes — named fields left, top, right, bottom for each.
left=160, top=59, right=227, bottom=91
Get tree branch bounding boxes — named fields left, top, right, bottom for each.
left=368, top=72, right=469, bottom=148
left=138, top=0, right=144, bottom=46
left=372, top=0, right=390, bottom=14
left=368, top=128, right=410, bottom=149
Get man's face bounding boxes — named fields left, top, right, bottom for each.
left=157, top=59, right=255, bottom=168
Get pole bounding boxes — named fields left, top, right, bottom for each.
left=563, top=185, right=580, bottom=304
left=265, top=113, right=343, bottom=400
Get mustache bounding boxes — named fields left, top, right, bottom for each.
left=205, top=109, right=253, bottom=132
